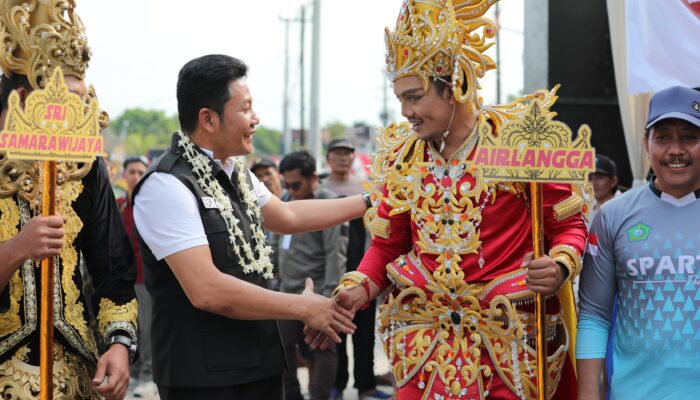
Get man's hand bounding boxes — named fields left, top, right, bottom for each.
left=300, top=278, right=356, bottom=349
left=92, top=343, right=130, bottom=400
left=524, top=252, right=566, bottom=295
left=11, top=215, right=65, bottom=261
left=304, top=288, right=358, bottom=350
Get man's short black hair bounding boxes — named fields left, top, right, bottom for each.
left=279, top=150, right=316, bottom=178
left=176, top=54, right=247, bottom=134
left=1, top=74, right=31, bottom=110
left=123, top=155, right=149, bottom=171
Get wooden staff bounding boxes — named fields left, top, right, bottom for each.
left=529, top=182, right=547, bottom=400
left=40, top=160, right=57, bottom=400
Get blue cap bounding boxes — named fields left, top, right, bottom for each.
left=646, top=86, right=700, bottom=129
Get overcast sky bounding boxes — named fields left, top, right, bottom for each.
left=79, top=0, right=524, bottom=132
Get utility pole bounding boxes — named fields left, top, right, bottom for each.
left=495, top=2, right=501, bottom=104
left=280, top=16, right=292, bottom=154
left=380, top=73, right=390, bottom=127
left=309, top=0, right=322, bottom=169
left=300, top=5, right=306, bottom=147
left=280, top=8, right=308, bottom=153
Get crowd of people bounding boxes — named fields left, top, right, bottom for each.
left=1, top=1, right=699, bottom=400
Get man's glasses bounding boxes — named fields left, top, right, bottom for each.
left=282, top=180, right=302, bottom=191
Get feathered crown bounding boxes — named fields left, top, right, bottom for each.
left=0, top=0, right=91, bottom=89
left=385, top=0, right=498, bottom=112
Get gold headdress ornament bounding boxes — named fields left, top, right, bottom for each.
left=0, top=0, right=106, bottom=203
left=385, top=0, right=498, bottom=112
left=0, top=0, right=90, bottom=89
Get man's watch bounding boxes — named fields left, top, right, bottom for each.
left=106, top=334, right=137, bottom=364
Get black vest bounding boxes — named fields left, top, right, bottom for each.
left=133, top=134, right=284, bottom=387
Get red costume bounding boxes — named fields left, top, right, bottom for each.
left=338, top=120, right=586, bottom=399
left=333, top=1, right=589, bottom=398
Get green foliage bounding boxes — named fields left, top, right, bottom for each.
left=252, top=126, right=282, bottom=156
left=112, top=108, right=179, bottom=155
left=111, top=107, right=283, bottom=158
left=325, top=121, right=347, bottom=140
left=122, top=133, right=166, bottom=156
left=113, top=108, right=179, bottom=137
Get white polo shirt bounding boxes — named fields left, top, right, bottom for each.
left=134, top=149, right=272, bottom=261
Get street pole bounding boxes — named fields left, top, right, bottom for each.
left=280, top=16, right=292, bottom=154
left=309, top=0, right=322, bottom=169
left=300, top=5, right=306, bottom=147
left=495, top=2, right=501, bottom=104
left=380, top=72, right=389, bottom=127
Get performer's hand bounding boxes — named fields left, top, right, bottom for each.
left=12, top=215, right=65, bottom=261
left=92, top=343, right=130, bottom=400
left=304, top=288, right=358, bottom=350
left=524, top=252, right=566, bottom=295
left=300, top=278, right=356, bottom=348
left=333, top=288, right=359, bottom=315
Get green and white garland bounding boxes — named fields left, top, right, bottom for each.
left=177, top=131, right=274, bottom=279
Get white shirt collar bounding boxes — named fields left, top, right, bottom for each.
left=200, top=148, right=236, bottom=178
left=649, top=180, right=700, bottom=207
left=660, top=191, right=697, bottom=208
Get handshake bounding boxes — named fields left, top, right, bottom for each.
left=298, top=278, right=361, bottom=350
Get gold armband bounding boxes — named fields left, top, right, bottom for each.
left=97, top=298, right=138, bottom=342
left=553, top=193, right=584, bottom=222
left=332, top=271, right=370, bottom=298
left=549, top=244, right=583, bottom=280
left=367, top=215, right=391, bottom=239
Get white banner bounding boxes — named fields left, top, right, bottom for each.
left=627, top=0, right=700, bottom=95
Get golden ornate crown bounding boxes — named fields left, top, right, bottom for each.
left=385, top=0, right=498, bottom=112
left=0, top=0, right=91, bottom=89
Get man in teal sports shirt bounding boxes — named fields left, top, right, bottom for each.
left=577, top=86, right=700, bottom=399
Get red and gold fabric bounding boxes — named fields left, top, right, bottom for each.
left=345, top=118, right=586, bottom=399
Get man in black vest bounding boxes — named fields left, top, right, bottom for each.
left=132, top=54, right=368, bottom=400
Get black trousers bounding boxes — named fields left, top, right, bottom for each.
left=158, top=375, right=283, bottom=400
left=334, top=300, right=377, bottom=391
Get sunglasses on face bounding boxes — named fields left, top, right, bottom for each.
left=282, top=180, right=303, bottom=190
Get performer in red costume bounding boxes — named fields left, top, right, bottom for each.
left=309, top=1, right=588, bottom=399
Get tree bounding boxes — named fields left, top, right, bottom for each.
left=252, top=126, right=282, bottom=156
left=325, top=121, right=347, bottom=140
left=111, top=108, right=179, bottom=155
left=112, top=108, right=179, bottom=138
left=110, top=108, right=283, bottom=158
left=122, top=133, right=165, bottom=156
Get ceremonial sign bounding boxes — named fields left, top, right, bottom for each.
left=474, top=98, right=594, bottom=400
left=0, top=68, right=103, bottom=400
left=475, top=101, right=595, bottom=183
left=0, top=69, right=103, bottom=162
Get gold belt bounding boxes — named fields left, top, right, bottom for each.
left=0, top=343, right=100, bottom=400
left=380, top=252, right=569, bottom=399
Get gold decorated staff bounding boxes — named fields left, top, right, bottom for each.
left=40, top=160, right=56, bottom=400
left=0, top=68, right=103, bottom=400
left=474, top=98, right=595, bottom=399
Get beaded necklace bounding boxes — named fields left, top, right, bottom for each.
left=177, top=132, right=274, bottom=278
left=423, top=130, right=493, bottom=267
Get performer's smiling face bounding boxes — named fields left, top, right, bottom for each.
left=645, top=118, right=700, bottom=198
left=393, top=75, right=453, bottom=141
left=215, top=79, right=260, bottom=158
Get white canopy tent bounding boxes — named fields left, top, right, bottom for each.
left=606, top=0, right=700, bottom=186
